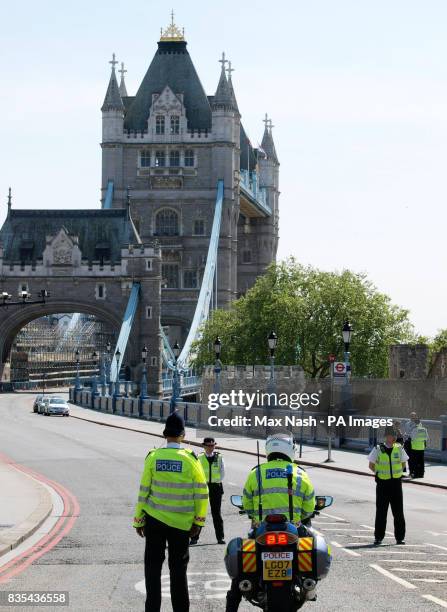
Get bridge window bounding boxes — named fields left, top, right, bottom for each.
left=183, top=270, right=198, bottom=289
left=184, top=149, right=194, bottom=167
left=95, top=283, right=106, bottom=299
left=156, top=115, right=165, bottom=135
left=146, top=259, right=152, bottom=270
left=146, top=306, right=152, bottom=319
left=170, top=115, right=180, bottom=135
left=170, top=150, right=180, bottom=167
left=150, top=356, right=158, bottom=366
left=155, top=209, right=179, bottom=236
left=140, top=150, right=151, bottom=167
left=155, top=151, right=166, bottom=167
left=193, top=220, right=205, bottom=236
left=162, top=264, right=179, bottom=288
left=242, top=249, right=252, bottom=264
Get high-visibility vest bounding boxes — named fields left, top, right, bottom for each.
left=375, top=443, right=404, bottom=480
left=198, top=452, right=223, bottom=484
left=242, top=460, right=315, bottom=522
left=411, top=425, right=427, bottom=451
left=133, top=447, right=208, bottom=531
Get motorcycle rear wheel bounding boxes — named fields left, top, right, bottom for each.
left=266, top=586, right=295, bottom=611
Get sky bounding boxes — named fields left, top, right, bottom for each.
left=1, top=1, right=446, bottom=337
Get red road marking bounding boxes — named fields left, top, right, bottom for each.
left=0, top=452, right=79, bottom=583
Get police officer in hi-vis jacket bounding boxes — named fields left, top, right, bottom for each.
left=133, top=412, right=208, bottom=612
left=368, top=426, right=408, bottom=546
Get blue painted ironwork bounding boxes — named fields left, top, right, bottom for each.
left=239, top=170, right=271, bottom=216
left=176, top=180, right=224, bottom=370
left=103, top=180, right=114, bottom=209
left=74, top=361, right=82, bottom=391
left=160, top=326, right=175, bottom=367
left=110, top=282, right=140, bottom=382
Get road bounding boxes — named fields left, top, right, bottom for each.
left=0, top=392, right=446, bottom=611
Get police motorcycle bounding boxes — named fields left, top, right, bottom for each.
left=225, top=486, right=333, bottom=611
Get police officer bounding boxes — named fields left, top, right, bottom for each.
left=133, top=412, right=208, bottom=612
left=408, top=416, right=428, bottom=478
left=368, top=426, right=408, bottom=546
left=191, top=437, right=225, bottom=545
left=225, top=433, right=315, bottom=612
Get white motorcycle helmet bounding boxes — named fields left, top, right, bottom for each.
left=265, top=433, right=295, bottom=461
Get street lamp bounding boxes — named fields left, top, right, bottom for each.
left=74, top=349, right=81, bottom=392
left=91, top=351, right=99, bottom=403
left=342, top=320, right=353, bottom=354
left=114, top=349, right=121, bottom=401
left=267, top=331, right=278, bottom=403
left=342, top=320, right=353, bottom=433
left=170, top=342, right=181, bottom=412
left=106, top=341, right=113, bottom=396
left=139, top=345, right=149, bottom=412
left=213, top=336, right=222, bottom=395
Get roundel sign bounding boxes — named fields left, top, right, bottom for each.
left=334, top=362, right=347, bottom=375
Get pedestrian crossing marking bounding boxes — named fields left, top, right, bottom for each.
left=422, top=595, right=447, bottom=609
left=370, top=564, right=416, bottom=589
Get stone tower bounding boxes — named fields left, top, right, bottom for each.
left=100, top=15, right=280, bottom=345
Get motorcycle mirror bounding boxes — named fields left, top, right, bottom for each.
left=315, top=495, right=333, bottom=510
left=230, top=495, right=243, bottom=509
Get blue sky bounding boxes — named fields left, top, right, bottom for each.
left=1, top=1, right=446, bottom=336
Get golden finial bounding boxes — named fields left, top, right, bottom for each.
left=160, top=10, right=185, bottom=42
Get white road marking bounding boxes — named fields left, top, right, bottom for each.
left=316, top=528, right=371, bottom=531
left=320, top=511, right=349, bottom=522
left=369, top=564, right=417, bottom=589
left=428, top=543, right=447, bottom=552
left=393, top=569, right=447, bottom=574
left=413, top=579, right=446, bottom=583
left=422, top=595, right=447, bottom=608
left=350, top=535, right=394, bottom=539
left=364, top=551, right=427, bottom=555
left=360, top=524, right=393, bottom=535
left=331, top=540, right=361, bottom=557
left=135, top=572, right=230, bottom=598
left=380, top=560, right=447, bottom=565
left=313, top=521, right=350, bottom=525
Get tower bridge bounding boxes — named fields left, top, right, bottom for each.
left=0, top=14, right=279, bottom=397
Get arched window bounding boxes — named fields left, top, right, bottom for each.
left=155, top=209, right=179, bottom=236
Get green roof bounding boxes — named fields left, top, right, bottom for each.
left=0, top=209, right=139, bottom=264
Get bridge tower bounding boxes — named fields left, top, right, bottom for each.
left=100, top=14, right=280, bottom=347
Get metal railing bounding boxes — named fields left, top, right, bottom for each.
left=239, top=170, right=271, bottom=216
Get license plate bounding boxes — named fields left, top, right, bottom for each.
left=262, top=559, right=293, bottom=581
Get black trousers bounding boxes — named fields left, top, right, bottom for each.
left=209, top=483, right=224, bottom=541
left=375, top=479, right=406, bottom=542
left=144, top=515, right=190, bottom=612
left=409, top=449, right=425, bottom=477
left=226, top=578, right=242, bottom=612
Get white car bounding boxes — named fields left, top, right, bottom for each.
left=44, top=397, right=70, bottom=417
left=38, top=397, right=50, bottom=414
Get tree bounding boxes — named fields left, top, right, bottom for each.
left=192, top=259, right=414, bottom=378
left=430, top=329, right=447, bottom=354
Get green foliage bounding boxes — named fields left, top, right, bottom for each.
left=430, top=329, right=447, bottom=354
left=192, top=259, right=414, bottom=378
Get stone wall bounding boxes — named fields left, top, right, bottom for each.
left=201, top=366, right=447, bottom=419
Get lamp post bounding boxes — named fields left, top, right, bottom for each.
left=325, top=353, right=336, bottom=463
left=74, top=349, right=81, bottom=392
left=342, top=320, right=353, bottom=435
left=91, top=351, right=99, bottom=407
left=170, top=342, right=181, bottom=413
left=139, top=345, right=149, bottom=416
left=113, top=349, right=121, bottom=413
left=106, top=341, right=113, bottom=396
left=267, top=331, right=278, bottom=405
left=213, top=336, right=222, bottom=395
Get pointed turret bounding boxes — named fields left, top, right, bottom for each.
left=226, top=61, right=239, bottom=114
left=261, top=114, right=278, bottom=163
left=118, top=62, right=128, bottom=97
left=101, top=54, right=124, bottom=112
left=212, top=52, right=234, bottom=110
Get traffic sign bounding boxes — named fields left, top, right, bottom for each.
left=334, top=362, right=347, bottom=376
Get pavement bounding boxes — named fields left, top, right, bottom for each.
left=0, top=391, right=446, bottom=612
left=66, top=401, right=447, bottom=490
left=0, top=454, right=52, bottom=557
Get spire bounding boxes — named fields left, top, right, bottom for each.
left=160, top=9, right=185, bottom=41
left=212, top=52, right=234, bottom=110
left=261, top=113, right=278, bottom=163
left=101, top=53, right=124, bottom=112
left=118, top=62, right=128, bottom=97
left=7, top=187, right=11, bottom=215
left=226, top=61, right=239, bottom=113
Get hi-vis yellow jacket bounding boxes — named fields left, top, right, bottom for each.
left=133, top=447, right=208, bottom=531
left=243, top=460, right=315, bottom=522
